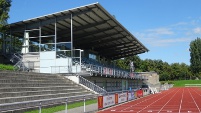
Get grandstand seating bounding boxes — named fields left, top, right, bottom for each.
left=0, top=71, right=95, bottom=112
left=79, top=57, right=139, bottom=79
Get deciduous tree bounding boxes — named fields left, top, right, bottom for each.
left=189, top=37, right=201, bottom=77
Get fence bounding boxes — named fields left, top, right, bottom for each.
left=83, top=64, right=147, bottom=80
left=79, top=75, right=107, bottom=94
left=0, top=94, right=97, bottom=113
left=160, top=83, right=174, bottom=91
left=98, top=88, right=150, bottom=110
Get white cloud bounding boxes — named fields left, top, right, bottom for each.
left=193, top=27, right=201, bottom=34
left=150, top=38, right=192, bottom=47
left=134, top=17, right=201, bottom=47
left=170, top=22, right=188, bottom=27
left=146, top=28, right=174, bottom=35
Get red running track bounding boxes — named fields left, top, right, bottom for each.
left=97, top=87, right=201, bottom=113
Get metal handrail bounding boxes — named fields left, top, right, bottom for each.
left=79, top=75, right=107, bottom=94
left=0, top=93, right=97, bottom=112
left=82, top=64, right=145, bottom=79
left=11, top=53, right=31, bottom=71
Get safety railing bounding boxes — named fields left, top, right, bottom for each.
left=82, top=64, right=144, bottom=79
left=160, top=83, right=174, bottom=90
left=0, top=94, right=97, bottom=113
left=79, top=76, right=107, bottom=94
left=10, top=53, right=33, bottom=72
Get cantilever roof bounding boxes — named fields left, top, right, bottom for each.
left=9, top=2, right=149, bottom=60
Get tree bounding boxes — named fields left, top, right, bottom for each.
left=0, top=0, right=11, bottom=52
left=190, top=37, right=201, bottom=77
left=0, top=0, right=11, bottom=32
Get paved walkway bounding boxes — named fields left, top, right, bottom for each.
left=55, top=103, right=98, bottom=113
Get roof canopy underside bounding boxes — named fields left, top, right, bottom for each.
left=9, top=3, right=149, bottom=60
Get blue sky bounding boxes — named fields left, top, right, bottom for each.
left=8, top=0, right=201, bottom=65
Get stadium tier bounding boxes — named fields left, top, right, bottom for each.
left=1, top=3, right=160, bottom=92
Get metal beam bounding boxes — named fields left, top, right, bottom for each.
left=71, top=14, right=73, bottom=57
left=10, top=8, right=94, bottom=32
left=75, top=31, right=123, bottom=46
left=77, top=35, right=125, bottom=47
left=74, top=26, right=116, bottom=41
left=98, top=41, right=136, bottom=52
left=57, top=20, right=109, bottom=37
left=100, top=45, right=139, bottom=56
left=110, top=49, right=144, bottom=58
left=112, top=51, right=145, bottom=60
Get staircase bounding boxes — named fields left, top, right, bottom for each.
left=0, top=71, right=95, bottom=112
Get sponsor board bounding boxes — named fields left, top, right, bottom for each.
left=98, top=91, right=136, bottom=109
left=137, top=90, right=143, bottom=98
left=103, top=94, right=115, bottom=108
left=115, top=93, right=118, bottom=104
left=118, top=92, right=127, bottom=103
left=98, top=96, right=103, bottom=109
left=128, top=91, right=135, bottom=100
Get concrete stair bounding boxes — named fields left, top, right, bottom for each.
left=0, top=71, right=95, bottom=112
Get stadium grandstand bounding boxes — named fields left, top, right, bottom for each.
left=1, top=3, right=160, bottom=95
left=2, top=3, right=160, bottom=90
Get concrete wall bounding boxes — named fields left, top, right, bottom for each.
left=140, top=72, right=161, bottom=92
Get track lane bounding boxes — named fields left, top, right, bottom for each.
left=153, top=88, right=184, bottom=113
left=187, top=88, right=201, bottom=112
left=98, top=88, right=178, bottom=113
left=97, top=88, right=201, bottom=113
left=137, top=88, right=181, bottom=113
left=191, top=87, right=201, bottom=109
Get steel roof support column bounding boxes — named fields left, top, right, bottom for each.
left=71, top=13, right=73, bottom=57
left=54, top=18, right=57, bottom=73
left=55, top=18, right=57, bottom=52
left=39, top=22, right=41, bottom=52
left=9, top=30, right=12, bottom=53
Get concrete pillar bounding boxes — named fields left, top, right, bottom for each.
left=21, top=32, right=29, bottom=53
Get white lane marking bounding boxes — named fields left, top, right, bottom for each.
left=137, top=89, right=180, bottom=113
left=188, top=88, right=201, bottom=112
left=179, top=88, right=184, bottom=113
left=121, top=94, right=161, bottom=111
left=157, top=88, right=183, bottom=113
left=111, top=109, right=116, bottom=111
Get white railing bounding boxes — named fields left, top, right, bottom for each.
left=160, top=83, right=173, bottom=91
left=79, top=76, right=107, bottom=94
left=0, top=94, right=97, bottom=113
left=10, top=53, right=33, bottom=71
left=82, top=64, right=145, bottom=79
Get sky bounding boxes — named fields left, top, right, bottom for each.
left=8, top=0, right=201, bottom=65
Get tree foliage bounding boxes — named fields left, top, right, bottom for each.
left=115, top=55, right=192, bottom=81
left=0, top=0, right=11, bottom=32
left=190, top=37, right=201, bottom=76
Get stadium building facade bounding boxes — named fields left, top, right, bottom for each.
left=1, top=3, right=160, bottom=92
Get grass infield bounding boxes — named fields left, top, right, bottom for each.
left=172, top=80, right=201, bottom=87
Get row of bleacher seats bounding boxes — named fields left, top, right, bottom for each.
left=79, top=57, right=144, bottom=79
left=81, top=58, right=126, bottom=72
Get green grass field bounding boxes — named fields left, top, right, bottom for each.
left=172, top=80, right=201, bottom=87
